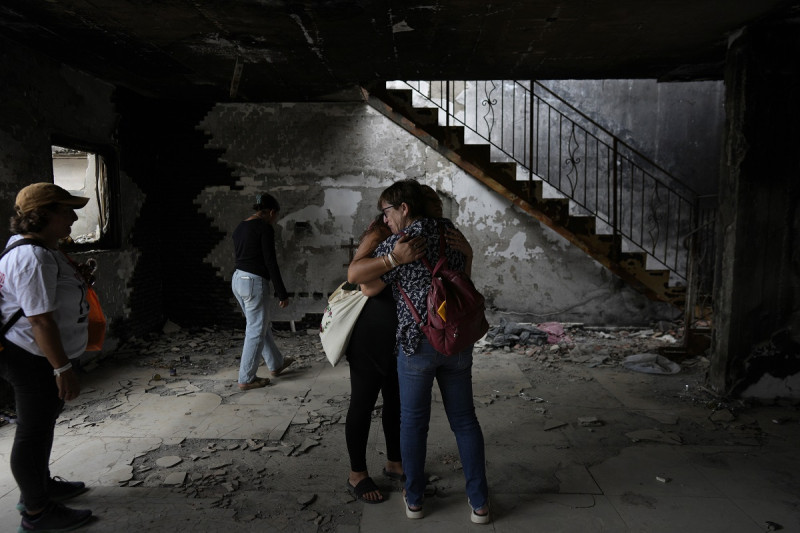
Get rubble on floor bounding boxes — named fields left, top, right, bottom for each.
left=1, top=319, right=795, bottom=531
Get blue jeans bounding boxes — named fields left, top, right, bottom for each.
left=398, top=339, right=488, bottom=510
left=232, top=269, right=285, bottom=384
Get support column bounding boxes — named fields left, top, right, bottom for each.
left=712, top=23, right=800, bottom=396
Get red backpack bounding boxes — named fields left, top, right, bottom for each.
left=398, top=224, right=489, bottom=355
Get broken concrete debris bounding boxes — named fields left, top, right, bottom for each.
left=625, top=429, right=683, bottom=444
left=35, top=319, right=768, bottom=531
left=156, top=455, right=183, bottom=468
left=164, top=471, right=188, bottom=486
left=479, top=320, right=697, bottom=380
left=297, top=494, right=317, bottom=507
left=484, top=318, right=551, bottom=347
left=622, top=353, right=681, bottom=374
left=578, top=416, right=604, bottom=427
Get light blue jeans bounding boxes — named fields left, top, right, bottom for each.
left=398, top=339, right=489, bottom=511
left=232, top=269, right=285, bottom=384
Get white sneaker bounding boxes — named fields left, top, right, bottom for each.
left=404, top=494, right=424, bottom=519
left=470, top=503, right=490, bottom=524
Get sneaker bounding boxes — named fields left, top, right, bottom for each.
left=49, top=477, right=88, bottom=502
left=19, top=501, right=92, bottom=532
left=403, top=493, right=424, bottom=519
left=471, top=505, right=491, bottom=524
left=270, top=356, right=295, bottom=377
left=238, top=376, right=270, bottom=391
left=17, top=477, right=88, bottom=512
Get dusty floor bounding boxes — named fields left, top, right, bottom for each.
left=0, top=323, right=798, bottom=532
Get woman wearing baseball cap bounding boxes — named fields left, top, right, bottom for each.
left=0, top=183, right=94, bottom=531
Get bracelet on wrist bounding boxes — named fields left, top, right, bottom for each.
left=382, top=255, right=391, bottom=270
left=53, top=362, right=72, bottom=376
left=389, top=252, right=400, bottom=267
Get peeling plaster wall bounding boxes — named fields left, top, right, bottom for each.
left=198, top=103, right=674, bottom=326
left=544, top=80, right=724, bottom=195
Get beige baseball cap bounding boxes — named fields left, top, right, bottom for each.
left=15, top=183, right=90, bottom=214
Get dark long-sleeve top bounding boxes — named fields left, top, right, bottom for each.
left=232, top=218, right=289, bottom=300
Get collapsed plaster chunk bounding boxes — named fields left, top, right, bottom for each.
left=625, top=429, right=683, bottom=444
left=578, top=416, right=603, bottom=427
left=710, top=409, right=736, bottom=422
left=295, top=438, right=320, bottom=455
left=298, top=494, right=317, bottom=507
left=156, top=456, right=183, bottom=468
left=164, top=471, right=187, bottom=486
left=544, top=420, right=569, bottom=431
left=101, top=466, right=134, bottom=484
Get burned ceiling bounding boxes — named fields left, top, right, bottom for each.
left=0, top=0, right=797, bottom=103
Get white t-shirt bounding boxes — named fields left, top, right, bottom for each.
left=0, top=235, right=89, bottom=358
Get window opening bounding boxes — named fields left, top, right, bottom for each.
left=51, top=145, right=110, bottom=244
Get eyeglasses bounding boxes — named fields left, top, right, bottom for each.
left=380, top=205, right=396, bottom=218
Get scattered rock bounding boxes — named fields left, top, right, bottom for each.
left=295, top=438, right=320, bottom=455
left=163, top=471, right=187, bottom=486
left=578, top=416, right=603, bottom=427
left=625, top=429, right=683, bottom=444
left=156, top=456, right=183, bottom=468
left=710, top=409, right=736, bottom=422
left=297, top=494, right=317, bottom=507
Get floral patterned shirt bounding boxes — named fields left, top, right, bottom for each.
left=375, top=217, right=466, bottom=355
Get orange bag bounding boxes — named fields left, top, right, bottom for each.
left=86, top=287, right=106, bottom=351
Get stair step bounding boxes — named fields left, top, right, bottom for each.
left=574, top=233, right=618, bottom=256
left=565, top=215, right=597, bottom=235
left=385, top=88, right=413, bottom=106
left=515, top=180, right=544, bottom=202
left=405, top=107, right=439, bottom=127
left=383, top=89, right=441, bottom=127
left=619, top=252, right=647, bottom=268
left=425, top=125, right=466, bottom=149
left=370, top=85, right=689, bottom=309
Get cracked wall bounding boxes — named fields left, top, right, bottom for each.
left=198, top=102, right=674, bottom=326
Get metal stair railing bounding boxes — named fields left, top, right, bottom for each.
left=389, top=80, right=713, bottom=285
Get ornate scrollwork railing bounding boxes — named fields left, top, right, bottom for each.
left=391, top=80, right=715, bottom=290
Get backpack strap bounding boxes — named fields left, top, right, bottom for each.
left=397, top=281, right=424, bottom=325
left=0, top=238, right=48, bottom=336
left=396, top=222, right=448, bottom=325
left=0, top=238, right=47, bottom=260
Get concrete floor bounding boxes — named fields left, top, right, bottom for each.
left=0, top=329, right=798, bottom=532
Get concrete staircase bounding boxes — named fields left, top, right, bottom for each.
left=365, top=83, right=689, bottom=308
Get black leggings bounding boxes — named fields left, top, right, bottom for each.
left=0, top=342, right=63, bottom=511
left=345, top=353, right=401, bottom=472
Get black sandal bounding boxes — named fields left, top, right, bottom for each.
left=346, top=477, right=385, bottom=504
left=382, top=468, right=406, bottom=482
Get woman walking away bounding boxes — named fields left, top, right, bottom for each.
left=232, top=192, right=294, bottom=391
left=0, top=182, right=94, bottom=531
left=350, top=179, right=490, bottom=524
